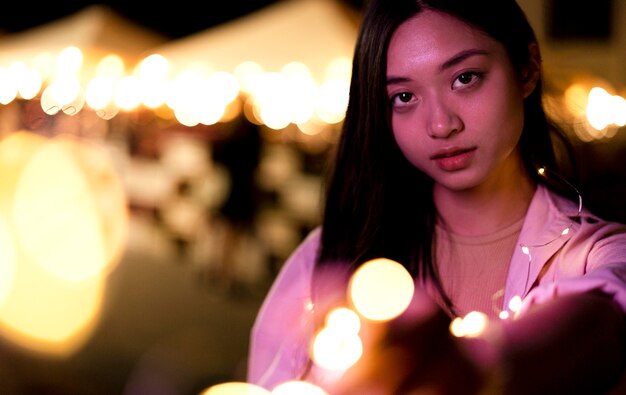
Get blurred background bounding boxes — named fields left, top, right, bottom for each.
left=0, top=0, right=623, bottom=394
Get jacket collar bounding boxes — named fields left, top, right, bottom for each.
left=503, top=184, right=582, bottom=311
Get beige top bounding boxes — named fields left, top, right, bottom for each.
left=435, top=216, right=525, bottom=318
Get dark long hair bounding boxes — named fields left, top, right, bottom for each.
left=315, top=0, right=572, bottom=315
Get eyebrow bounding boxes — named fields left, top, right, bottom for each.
left=386, top=48, right=489, bottom=85
left=439, top=48, right=489, bottom=71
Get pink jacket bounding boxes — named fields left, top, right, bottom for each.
left=247, top=184, right=626, bottom=390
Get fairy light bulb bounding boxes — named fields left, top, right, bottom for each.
left=449, top=311, right=489, bottom=338
left=493, top=166, right=583, bottom=320
left=508, top=296, right=522, bottom=313
left=311, top=307, right=363, bottom=371
left=271, top=381, right=329, bottom=395
left=520, top=245, right=530, bottom=255
left=349, top=258, right=414, bottom=321
left=199, top=382, right=270, bottom=395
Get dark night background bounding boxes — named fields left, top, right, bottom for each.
left=0, top=0, right=366, bottom=38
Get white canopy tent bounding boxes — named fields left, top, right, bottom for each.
left=0, top=5, right=168, bottom=75
left=151, top=0, right=361, bottom=85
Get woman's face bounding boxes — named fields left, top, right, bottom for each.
left=386, top=10, right=534, bottom=193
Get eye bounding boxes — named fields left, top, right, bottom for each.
left=390, top=92, right=415, bottom=107
left=451, top=72, right=482, bottom=90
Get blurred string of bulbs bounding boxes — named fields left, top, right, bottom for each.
left=0, top=45, right=354, bottom=360
left=198, top=258, right=514, bottom=395
left=0, top=45, right=352, bottom=134
left=0, top=45, right=624, bottom=140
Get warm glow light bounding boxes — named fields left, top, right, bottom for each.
left=0, top=265, right=104, bottom=356
left=56, top=46, right=83, bottom=75
left=521, top=245, right=530, bottom=255
left=312, top=326, right=363, bottom=371
left=208, top=71, right=240, bottom=105
left=32, top=52, right=55, bottom=82
left=199, top=382, right=270, bottom=395
left=449, top=311, right=488, bottom=338
left=165, top=67, right=234, bottom=125
left=325, top=56, right=352, bottom=81
left=1, top=43, right=352, bottom=127
left=95, top=54, right=126, bottom=79
left=9, top=62, right=42, bottom=100
left=461, top=311, right=488, bottom=337
left=508, top=295, right=523, bottom=313
left=136, top=54, right=169, bottom=81
left=254, top=72, right=293, bottom=130
left=325, top=307, right=361, bottom=335
left=0, top=217, right=17, bottom=307
left=40, top=76, right=84, bottom=115
left=349, top=258, right=414, bottom=321
left=312, top=307, right=363, bottom=371
left=17, top=68, right=43, bottom=100
left=449, top=317, right=465, bottom=337
left=563, top=83, right=589, bottom=117
left=0, top=131, right=121, bottom=356
left=94, top=102, right=120, bottom=120
left=280, top=63, right=317, bottom=125
left=114, top=75, right=142, bottom=110
left=136, top=54, right=170, bottom=109
left=234, top=61, right=265, bottom=95
left=12, top=136, right=128, bottom=282
left=586, top=87, right=626, bottom=133
left=0, top=66, right=18, bottom=105
left=271, top=381, right=329, bottom=395
left=85, top=77, right=115, bottom=111
left=315, top=79, right=349, bottom=124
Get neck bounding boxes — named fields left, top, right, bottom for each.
left=434, top=169, right=536, bottom=237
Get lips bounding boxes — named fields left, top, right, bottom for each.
left=430, top=147, right=477, bottom=171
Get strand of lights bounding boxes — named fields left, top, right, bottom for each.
left=493, top=167, right=583, bottom=320
left=201, top=258, right=416, bottom=395
left=205, top=174, right=583, bottom=393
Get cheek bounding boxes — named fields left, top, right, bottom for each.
left=391, top=118, right=427, bottom=168
left=478, top=81, right=526, bottom=145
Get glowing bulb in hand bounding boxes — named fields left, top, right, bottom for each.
left=349, top=258, right=414, bottom=321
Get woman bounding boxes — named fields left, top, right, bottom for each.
left=248, top=0, right=626, bottom=393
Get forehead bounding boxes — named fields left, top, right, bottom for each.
left=387, top=10, right=501, bottom=71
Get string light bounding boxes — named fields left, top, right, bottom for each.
left=244, top=167, right=585, bottom=393
left=493, top=166, right=583, bottom=319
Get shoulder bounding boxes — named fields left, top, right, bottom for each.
left=522, top=184, right=626, bottom=261
left=538, top=184, right=625, bottom=230
left=282, top=226, right=322, bottom=272
left=261, top=227, right=322, bottom=296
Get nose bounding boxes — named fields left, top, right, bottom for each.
left=426, top=97, right=463, bottom=138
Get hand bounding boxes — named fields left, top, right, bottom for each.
left=331, top=294, right=489, bottom=395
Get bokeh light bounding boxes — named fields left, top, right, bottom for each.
left=12, top=136, right=128, bottom=282
left=271, top=381, right=329, bottom=395
left=199, top=382, right=270, bottom=395
left=349, top=258, right=415, bottom=321
left=311, top=307, right=363, bottom=371
left=0, top=131, right=127, bottom=356
left=449, top=311, right=489, bottom=338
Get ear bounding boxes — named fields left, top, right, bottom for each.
left=521, top=42, right=541, bottom=98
